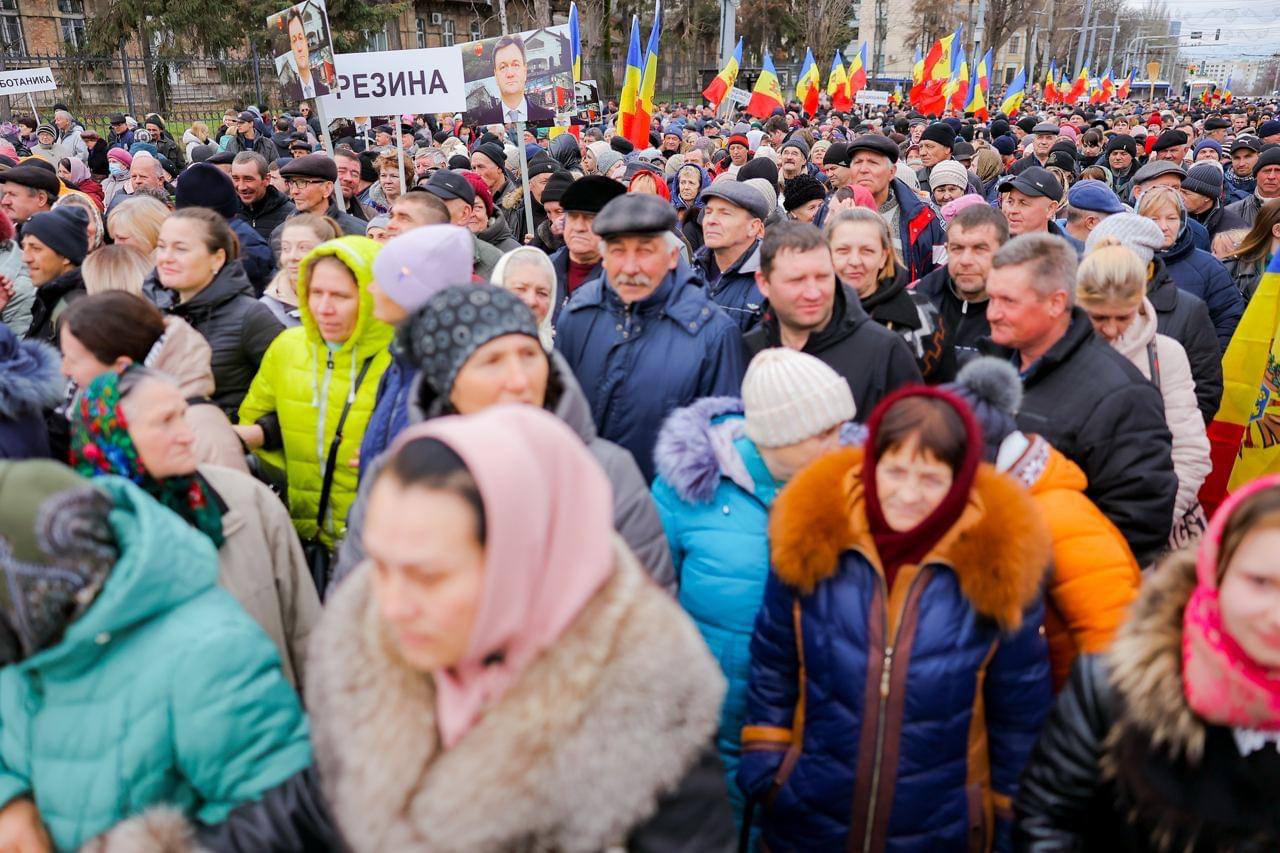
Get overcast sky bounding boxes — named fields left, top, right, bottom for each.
left=1160, top=0, right=1280, bottom=58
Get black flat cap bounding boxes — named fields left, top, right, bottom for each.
left=1204, top=116, right=1230, bottom=131
left=952, top=140, right=975, bottom=160
left=109, top=113, right=127, bottom=125
left=700, top=180, right=770, bottom=221
left=1131, top=160, right=1187, bottom=184
left=998, top=166, right=1063, bottom=202
left=207, top=150, right=236, bottom=165
left=279, top=153, right=337, bottom=181
left=1151, top=129, right=1189, bottom=152
left=0, top=163, right=60, bottom=197
left=1032, top=121, right=1059, bottom=135
left=423, top=169, right=476, bottom=205
left=560, top=175, right=626, bottom=215
left=592, top=193, right=676, bottom=238
left=847, top=134, right=900, bottom=163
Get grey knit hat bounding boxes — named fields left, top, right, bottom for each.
left=1084, top=212, right=1165, bottom=266
left=594, top=148, right=624, bottom=177
left=742, top=348, right=855, bottom=448
left=399, top=285, right=540, bottom=398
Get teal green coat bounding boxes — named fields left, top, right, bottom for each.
left=0, top=477, right=312, bottom=851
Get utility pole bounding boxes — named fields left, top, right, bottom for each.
left=872, top=0, right=887, bottom=84
left=1106, top=10, right=1119, bottom=71
left=1085, top=5, right=1100, bottom=68
left=718, top=0, right=737, bottom=67
left=1024, top=22, right=1036, bottom=83
left=1043, top=0, right=1058, bottom=71
left=1074, top=0, right=1092, bottom=73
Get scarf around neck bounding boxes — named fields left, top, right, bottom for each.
left=1183, top=474, right=1280, bottom=731
left=68, top=369, right=225, bottom=548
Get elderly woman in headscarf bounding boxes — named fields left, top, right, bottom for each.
left=491, top=246, right=558, bottom=349
left=583, top=140, right=610, bottom=175
left=56, top=156, right=104, bottom=210
left=68, top=367, right=320, bottom=685
left=97, top=405, right=736, bottom=852
left=549, top=132, right=583, bottom=175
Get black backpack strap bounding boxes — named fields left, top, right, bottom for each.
left=313, top=357, right=375, bottom=536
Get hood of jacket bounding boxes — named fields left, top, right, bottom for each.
left=769, top=445, right=1050, bottom=631
left=0, top=326, right=62, bottom=420
left=654, top=397, right=750, bottom=503
left=304, top=541, right=724, bottom=851
left=477, top=211, right=516, bottom=247
left=173, top=260, right=253, bottom=319
left=147, top=316, right=216, bottom=399
left=16, top=476, right=219, bottom=674
left=549, top=133, right=582, bottom=172
left=296, top=235, right=394, bottom=361
left=1110, top=297, right=1159, bottom=363
left=1157, top=221, right=1196, bottom=265
left=1145, top=257, right=1181, bottom=313
left=180, top=128, right=204, bottom=148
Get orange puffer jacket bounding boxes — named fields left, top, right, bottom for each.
left=1005, top=434, right=1141, bottom=690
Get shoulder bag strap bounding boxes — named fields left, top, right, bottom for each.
left=1146, top=339, right=1162, bottom=393
left=313, top=356, right=375, bottom=534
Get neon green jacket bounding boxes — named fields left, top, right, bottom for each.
left=239, top=235, right=393, bottom=548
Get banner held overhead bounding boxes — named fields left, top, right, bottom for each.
left=319, top=48, right=466, bottom=118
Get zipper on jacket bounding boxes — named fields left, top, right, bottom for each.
left=861, top=568, right=926, bottom=853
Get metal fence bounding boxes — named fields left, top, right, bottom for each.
left=0, top=50, right=267, bottom=129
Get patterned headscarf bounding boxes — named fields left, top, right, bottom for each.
left=68, top=369, right=224, bottom=548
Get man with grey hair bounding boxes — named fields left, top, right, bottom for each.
left=984, top=232, right=1177, bottom=565
left=53, top=109, right=87, bottom=162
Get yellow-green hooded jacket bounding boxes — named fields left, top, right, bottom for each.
left=239, top=236, right=393, bottom=548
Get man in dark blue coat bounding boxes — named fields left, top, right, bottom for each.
left=693, top=180, right=766, bottom=332
left=556, top=194, right=748, bottom=482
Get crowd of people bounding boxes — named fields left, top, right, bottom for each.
left=0, top=88, right=1278, bottom=851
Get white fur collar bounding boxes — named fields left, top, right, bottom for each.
left=304, top=539, right=725, bottom=852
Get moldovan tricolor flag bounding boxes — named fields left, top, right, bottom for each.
left=1117, top=67, right=1135, bottom=100
left=1044, top=60, right=1059, bottom=103
left=999, top=68, right=1026, bottom=116
left=703, top=37, right=742, bottom=108
left=795, top=48, right=820, bottom=116
left=569, top=2, right=581, bottom=81
left=1200, top=253, right=1280, bottom=515
left=1067, top=64, right=1089, bottom=103
left=828, top=51, right=852, bottom=111
left=629, top=0, right=662, bottom=149
left=848, top=42, right=868, bottom=95
left=746, top=49, right=784, bottom=118
left=948, top=47, right=970, bottom=112
left=616, top=16, right=642, bottom=138
left=965, top=53, right=987, bottom=120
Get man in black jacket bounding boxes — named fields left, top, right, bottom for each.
left=984, top=233, right=1177, bottom=566
left=746, top=221, right=921, bottom=419
left=231, top=152, right=296, bottom=245
left=913, top=203, right=1008, bottom=383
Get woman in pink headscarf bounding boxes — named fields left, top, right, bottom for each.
left=1014, top=475, right=1280, bottom=850
left=92, top=404, right=735, bottom=852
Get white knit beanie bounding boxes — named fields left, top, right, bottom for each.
left=929, top=160, right=969, bottom=191
left=742, top=349, right=856, bottom=448
left=1084, top=211, right=1165, bottom=266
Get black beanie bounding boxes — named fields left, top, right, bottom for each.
left=447, top=154, right=472, bottom=170
left=1257, top=145, right=1280, bottom=173
left=921, top=122, right=956, bottom=148
left=24, top=206, right=89, bottom=266
left=1103, top=134, right=1137, bottom=158
left=782, top=174, right=826, bottom=212
left=610, top=135, right=635, bottom=155
left=989, top=119, right=1010, bottom=139
left=1016, top=116, right=1037, bottom=134
left=737, top=156, right=779, bottom=187
left=474, top=142, right=507, bottom=167
left=174, top=162, right=239, bottom=219
left=1182, top=162, right=1225, bottom=200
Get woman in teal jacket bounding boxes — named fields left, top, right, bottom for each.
left=649, top=349, right=860, bottom=828
left=0, top=460, right=311, bottom=851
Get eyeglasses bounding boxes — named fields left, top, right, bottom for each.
left=285, top=178, right=326, bottom=188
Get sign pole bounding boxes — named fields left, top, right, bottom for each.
left=516, top=120, right=534, bottom=241
left=314, top=98, right=344, bottom=209
left=25, top=93, right=38, bottom=124
left=395, top=113, right=407, bottom=195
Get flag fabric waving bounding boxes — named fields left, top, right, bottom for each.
left=1067, top=64, right=1088, bottom=103
left=948, top=47, right=970, bottom=112
left=965, top=51, right=988, bottom=119
left=616, top=16, right=642, bottom=138
left=1117, top=67, right=1135, bottom=100
left=848, top=42, right=868, bottom=95
left=1200, top=252, right=1280, bottom=514
left=828, top=51, right=851, bottom=111
left=702, top=36, right=742, bottom=108
left=795, top=48, right=821, bottom=116
left=629, top=1, right=662, bottom=148
left=1223, top=72, right=1234, bottom=104
left=746, top=49, right=784, bottom=119
left=1000, top=68, right=1027, bottom=116
left=569, top=2, right=581, bottom=82
left=1044, top=60, right=1059, bottom=104
left=977, top=48, right=992, bottom=91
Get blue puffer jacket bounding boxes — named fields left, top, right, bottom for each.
left=357, top=344, right=416, bottom=480
left=1158, top=225, right=1244, bottom=350
left=555, top=261, right=748, bottom=482
left=738, top=448, right=1052, bottom=852
left=693, top=240, right=764, bottom=332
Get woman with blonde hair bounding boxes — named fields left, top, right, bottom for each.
left=183, top=120, right=211, bottom=160
left=262, top=214, right=343, bottom=328
left=1077, top=237, right=1210, bottom=549
left=106, top=194, right=168, bottom=257
left=81, top=244, right=152, bottom=296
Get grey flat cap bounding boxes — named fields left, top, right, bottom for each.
left=700, top=179, right=770, bottom=221
left=592, top=193, right=677, bottom=238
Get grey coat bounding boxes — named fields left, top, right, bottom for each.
left=0, top=242, right=34, bottom=337
left=331, top=350, right=675, bottom=593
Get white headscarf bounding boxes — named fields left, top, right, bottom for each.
left=490, top=247, right=558, bottom=350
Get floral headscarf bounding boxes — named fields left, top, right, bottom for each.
left=68, top=369, right=224, bottom=548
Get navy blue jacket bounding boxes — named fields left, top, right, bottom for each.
left=1157, top=226, right=1243, bottom=350
left=738, top=449, right=1052, bottom=851
left=555, top=262, right=748, bottom=481
left=357, top=346, right=416, bottom=481
left=0, top=323, right=61, bottom=460
left=229, top=218, right=273, bottom=295
left=888, top=177, right=945, bottom=281
left=693, top=240, right=763, bottom=332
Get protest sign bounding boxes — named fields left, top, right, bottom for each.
left=267, top=0, right=336, bottom=101
left=459, top=26, right=574, bottom=127
left=855, top=89, right=890, bottom=106
left=318, top=48, right=465, bottom=118
left=575, top=80, right=602, bottom=122
left=726, top=86, right=751, bottom=106
left=0, top=67, right=56, bottom=96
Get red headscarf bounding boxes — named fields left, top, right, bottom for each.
left=860, top=386, right=983, bottom=587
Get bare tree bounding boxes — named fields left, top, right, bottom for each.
left=905, top=0, right=958, bottom=55
left=982, top=0, right=1041, bottom=63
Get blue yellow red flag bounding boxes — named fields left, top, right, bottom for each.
left=746, top=49, right=784, bottom=119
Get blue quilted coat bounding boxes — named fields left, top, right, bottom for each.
left=1157, top=225, right=1243, bottom=350
left=737, top=448, right=1052, bottom=852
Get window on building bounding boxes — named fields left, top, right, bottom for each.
left=363, top=29, right=389, bottom=51
left=56, top=0, right=81, bottom=12
left=469, top=22, right=482, bottom=41
left=1009, top=35, right=1019, bottom=52
left=416, top=17, right=427, bottom=48
left=0, top=0, right=21, bottom=55
left=60, top=16, right=85, bottom=48
left=442, top=19, right=455, bottom=47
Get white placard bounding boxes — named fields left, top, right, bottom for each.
left=0, top=67, right=56, bottom=96
left=726, top=86, right=751, bottom=106
left=319, top=48, right=466, bottom=118
left=855, top=89, right=890, bottom=106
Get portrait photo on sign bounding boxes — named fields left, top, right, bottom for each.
left=267, top=0, right=335, bottom=101
left=458, top=26, right=573, bottom=127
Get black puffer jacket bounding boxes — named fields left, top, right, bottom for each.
left=1148, top=258, right=1224, bottom=423
left=745, top=283, right=922, bottom=420
left=239, top=186, right=296, bottom=244
left=165, top=261, right=283, bottom=416
left=913, top=264, right=990, bottom=383
left=985, top=309, right=1176, bottom=567
left=25, top=267, right=85, bottom=346
left=855, top=262, right=940, bottom=375
left=1015, top=552, right=1280, bottom=851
